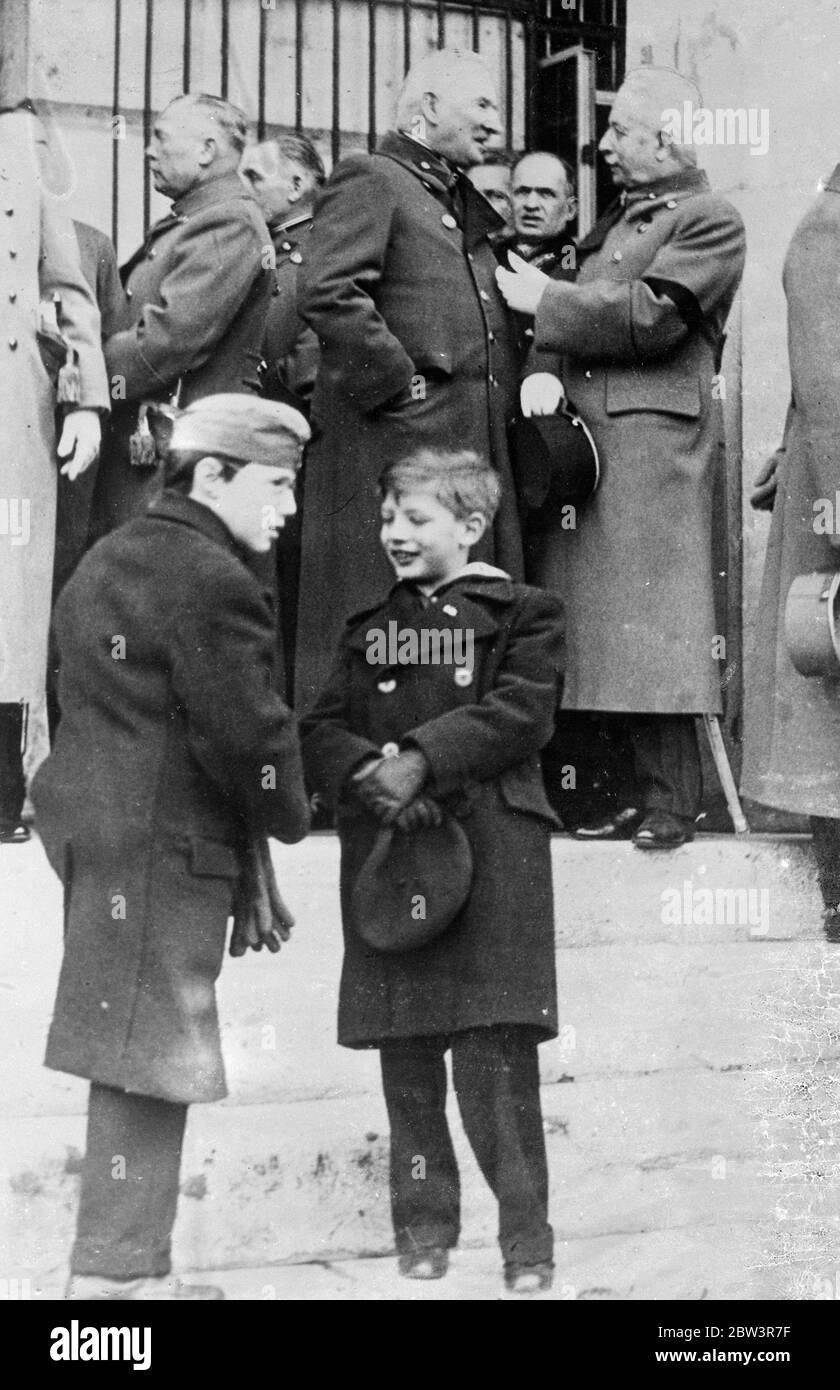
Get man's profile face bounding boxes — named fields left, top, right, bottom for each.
left=240, top=143, right=300, bottom=223
left=146, top=101, right=212, bottom=200
left=599, top=86, right=664, bottom=188
left=424, top=64, right=502, bottom=168
left=211, top=461, right=298, bottom=553
left=511, top=154, right=575, bottom=242
left=467, top=163, right=513, bottom=227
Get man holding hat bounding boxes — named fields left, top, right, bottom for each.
left=32, top=394, right=311, bottom=1300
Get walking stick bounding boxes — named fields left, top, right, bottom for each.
left=703, top=714, right=750, bottom=834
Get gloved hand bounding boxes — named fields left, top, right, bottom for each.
left=495, top=251, right=551, bottom=316
left=394, top=795, right=444, bottom=833
left=352, top=748, right=429, bottom=824
left=229, top=838, right=295, bottom=957
left=520, top=372, right=565, bottom=418
left=58, top=408, right=102, bottom=480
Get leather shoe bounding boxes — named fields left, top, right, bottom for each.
left=0, top=822, right=30, bottom=844
left=633, top=810, right=695, bottom=851
left=504, top=1261, right=554, bottom=1294
left=573, top=807, right=642, bottom=841
left=398, top=1247, right=449, bottom=1280
left=65, top=1273, right=224, bottom=1300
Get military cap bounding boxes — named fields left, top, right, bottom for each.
left=351, top=816, right=473, bottom=953
left=169, top=393, right=310, bottom=464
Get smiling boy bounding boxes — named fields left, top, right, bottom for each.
left=301, top=449, right=564, bottom=1294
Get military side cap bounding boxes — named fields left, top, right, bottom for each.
left=511, top=398, right=600, bottom=528
left=168, top=393, right=310, bottom=464
left=351, top=816, right=473, bottom=954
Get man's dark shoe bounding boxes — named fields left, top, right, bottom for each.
left=633, top=810, right=695, bottom=851
left=573, top=807, right=642, bottom=841
left=822, top=906, right=840, bottom=942
left=398, top=1247, right=449, bottom=1280
left=0, top=822, right=30, bottom=844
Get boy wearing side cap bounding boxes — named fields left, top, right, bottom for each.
left=301, top=449, right=564, bottom=1295
left=32, top=394, right=312, bottom=1301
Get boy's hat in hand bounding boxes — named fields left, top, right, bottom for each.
left=352, top=816, right=473, bottom=953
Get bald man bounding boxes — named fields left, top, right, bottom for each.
left=91, top=94, right=273, bottom=536
left=499, top=68, right=746, bottom=850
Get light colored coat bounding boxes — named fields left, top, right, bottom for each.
left=743, top=166, right=840, bottom=816
left=530, top=167, right=745, bottom=714
left=0, top=111, right=108, bottom=702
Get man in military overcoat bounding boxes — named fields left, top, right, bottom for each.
left=295, top=47, right=524, bottom=711
left=90, top=93, right=272, bottom=537
left=498, top=67, right=746, bottom=849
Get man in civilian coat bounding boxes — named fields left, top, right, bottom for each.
left=90, top=93, right=273, bottom=537
left=295, top=47, right=524, bottom=711
left=32, top=396, right=311, bottom=1299
left=743, top=165, right=840, bottom=936
left=0, top=106, right=107, bottom=843
left=498, top=67, right=746, bottom=849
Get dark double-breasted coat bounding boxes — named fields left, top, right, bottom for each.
left=300, top=568, right=563, bottom=1048
left=32, top=493, right=310, bottom=1104
left=743, top=166, right=840, bottom=817
left=92, top=173, right=272, bottom=536
left=295, top=131, right=525, bottom=710
left=262, top=212, right=319, bottom=415
left=529, top=167, right=746, bottom=714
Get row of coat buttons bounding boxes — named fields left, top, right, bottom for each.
left=378, top=668, right=473, bottom=692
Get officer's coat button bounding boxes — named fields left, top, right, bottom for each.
left=377, top=678, right=397, bottom=693
left=441, top=213, right=458, bottom=229
left=281, top=241, right=292, bottom=251
left=666, top=199, right=677, bottom=209
left=442, top=603, right=457, bottom=617
left=612, top=250, right=623, bottom=262
left=637, top=222, right=650, bottom=233
left=381, top=741, right=400, bottom=757
left=290, top=250, right=302, bottom=264
left=8, top=337, right=17, bottom=349
left=455, top=668, right=473, bottom=687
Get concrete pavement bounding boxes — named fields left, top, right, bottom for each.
left=2, top=830, right=838, bottom=1301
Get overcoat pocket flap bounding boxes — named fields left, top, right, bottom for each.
left=188, top=838, right=241, bottom=879
left=605, top=370, right=701, bottom=419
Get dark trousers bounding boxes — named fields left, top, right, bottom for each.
left=811, top=816, right=840, bottom=909
left=0, top=702, right=26, bottom=827
left=71, top=1083, right=187, bottom=1279
left=379, top=1025, right=553, bottom=1269
left=544, top=711, right=702, bottom=826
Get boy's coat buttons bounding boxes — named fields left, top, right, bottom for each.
left=442, top=603, right=458, bottom=616
left=377, top=678, right=397, bottom=693
left=454, top=668, right=473, bottom=687
left=381, top=742, right=400, bottom=757
left=441, top=213, right=458, bottom=229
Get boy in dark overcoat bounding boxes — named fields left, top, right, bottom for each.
left=301, top=449, right=563, bottom=1294
left=32, top=394, right=311, bottom=1300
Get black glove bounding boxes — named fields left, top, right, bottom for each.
left=394, top=795, right=444, bottom=833
left=352, top=748, right=429, bottom=824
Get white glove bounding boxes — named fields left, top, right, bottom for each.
left=520, top=373, right=565, bottom=418
left=495, top=251, right=551, bottom=315
left=58, top=409, right=102, bottom=480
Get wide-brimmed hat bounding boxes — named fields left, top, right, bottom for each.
left=351, top=816, right=473, bottom=953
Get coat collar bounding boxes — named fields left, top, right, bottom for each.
left=577, top=166, right=710, bottom=252
left=148, top=491, right=252, bottom=565
left=375, top=130, right=505, bottom=249
left=344, top=568, right=515, bottom=654
left=269, top=210, right=313, bottom=243
left=172, top=170, right=261, bottom=220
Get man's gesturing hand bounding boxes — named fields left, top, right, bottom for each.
left=58, top=409, right=102, bottom=480
left=495, top=251, right=551, bottom=316
left=353, top=748, right=429, bottom=824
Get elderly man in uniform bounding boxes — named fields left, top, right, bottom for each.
left=90, top=93, right=272, bottom=538
left=0, top=104, right=108, bottom=844
left=498, top=67, right=746, bottom=850
left=295, top=47, right=524, bottom=711
left=33, top=394, right=311, bottom=1300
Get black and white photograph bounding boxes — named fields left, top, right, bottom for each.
left=0, top=0, right=838, bottom=1336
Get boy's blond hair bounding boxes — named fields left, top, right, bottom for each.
left=378, top=449, right=501, bottom=523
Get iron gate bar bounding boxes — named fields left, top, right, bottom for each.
left=257, top=0, right=267, bottom=138
left=437, top=0, right=446, bottom=46
left=504, top=5, right=513, bottom=146
left=368, top=0, right=377, bottom=151
left=143, top=0, right=154, bottom=233
left=295, top=0, right=304, bottom=130
left=110, top=0, right=121, bottom=248
left=402, top=0, right=411, bottom=72
left=183, top=0, right=191, bottom=90
left=332, top=0, right=341, bottom=163
left=221, top=0, right=230, bottom=98
left=472, top=2, right=480, bottom=49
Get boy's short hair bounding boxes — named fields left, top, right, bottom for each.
left=378, top=449, right=501, bottom=523
left=164, top=448, right=241, bottom=495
